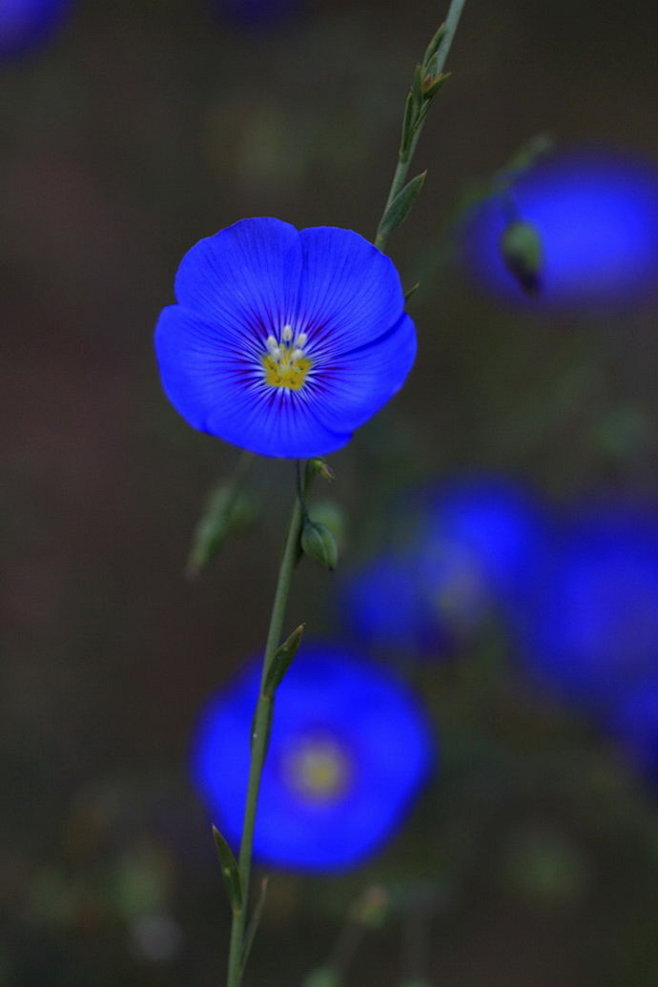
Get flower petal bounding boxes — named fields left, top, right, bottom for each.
left=309, top=313, right=417, bottom=434
left=295, top=227, right=407, bottom=355
left=174, top=217, right=303, bottom=340
left=155, top=305, right=351, bottom=458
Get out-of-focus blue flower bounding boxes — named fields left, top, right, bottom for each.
left=465, top=150, right=658, bottom=311
left=205, top=0, right=301, bottom=31
left=155, top=218, right=416, bottom=459
left=192, top=644, right=434, bottom=871
left=342, top=477, right=545, bottom=658
left=522, top=509, right=658, bottom=708
left=0, top=0, right=71, bottom=59
left=613, top=681, right=658, bottom=784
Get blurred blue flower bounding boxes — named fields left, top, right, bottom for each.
left=465, top=150, right=658, bottom=311
left=522, top=509, right=658, bottom=708
left=613, top=681, right=658, bottom=784
left=342, top=477, right=545, bottom=658
left=192, top=644, right=434, bottom=871
left=0, top=0, right=71, bottom=59
left=205, top=0, right=301, bottom=31
left=155, top=218, right=416, bottom=458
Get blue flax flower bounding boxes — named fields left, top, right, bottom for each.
left=522, top=509, right=658, bottom=709
left=342, top=477, right=545, bottom=658
left=465, top=150, right=658, bottom=311
left=0, top=0, right=71, bottom=59
left=192, top=644, right=434, bottom=871
left=613, top=681, right=658, bottom=784
left=155, top=218, right=416, bottom=458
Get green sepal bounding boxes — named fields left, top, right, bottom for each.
left=263, top=624, right=305, bottom=697
left=300, top=519, right=339, bottom=571
left=422, top=21, right=447, bottom=67
left=241, top=876, right=269, bottom=977
left=421, top=71, right=450, bottom=100
left=307, top=458, right=336, bottom=483
left=186, top=484, right=257, bottom=578
left=377, top=171, right=427, bottom=243
left=301, top=967, right=341, bottom=987
left=211, top=825, right=243, bottom=913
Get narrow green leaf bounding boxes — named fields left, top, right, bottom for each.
left=400, top=92, right=416, bottom=155
left=377, top=171, right=427, bottom=243
left=212, top=825, right=243, bottom=913
left=411, top=63, right=424, bottom=106
left=185, top=484, right=258, bottom=578
left=422, top=21, right=447, bottom=66
left=404, top=282, right=421, bottom=303
left=264, top=624, right=305, bottom=696
left=240, top=876, right=269, bottom=977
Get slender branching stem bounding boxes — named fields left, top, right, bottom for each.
left=375, top=0, right=468, bottom=252
left=226, top=476, right=304, bottom=987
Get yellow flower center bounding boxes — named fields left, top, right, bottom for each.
left=261, top=326, right=312, bottom=391
left=281, top=735, right=351, bottom=803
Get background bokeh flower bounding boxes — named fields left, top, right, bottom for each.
left=192, top=644, right=434, bottom=871
left=464, top=150, right=658, bottom=311
left=0, top=0, right=72, bottom=59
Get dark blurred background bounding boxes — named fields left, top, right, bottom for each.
left=2, top=1, right=658, bottom=984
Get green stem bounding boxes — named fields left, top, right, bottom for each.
left=226, top=476, right=304, bottom=987
left=375, top=0, right=468, bottom=252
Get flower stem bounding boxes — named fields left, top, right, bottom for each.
left=226, top=475, right=304, bottom=987
left=375, top=0, right=468, bottom=253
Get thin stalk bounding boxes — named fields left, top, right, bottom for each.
left=226, top=479, right=304, bottom=987
left=375, top=0, right=468, bottom=252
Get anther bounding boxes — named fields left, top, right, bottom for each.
left=295, top=332, right=308, bottom=348
left=282, top=325, right=293, bottom=343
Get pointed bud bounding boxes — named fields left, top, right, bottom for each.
left=301, top=519, right=338, bottom=571
left=500, top=219, right=543, bottom=295
left=307, top=458, right=336, bottom=483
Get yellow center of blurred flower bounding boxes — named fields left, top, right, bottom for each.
left=282, top=735, right=351, bottom=803
left=261, top=325, right=312, bottom=391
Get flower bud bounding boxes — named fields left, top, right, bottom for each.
left=500, top=218, right=543, bottom=295
left=301, top=519, right=338, bottom=571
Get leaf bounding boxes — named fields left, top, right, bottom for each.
left=212, top=825, right=243, bottom=913
left=377, top=171, right=427, bottom=243
left=422, top=21, right=447, bottom=67
left=263, top=624, right=305, bottom=697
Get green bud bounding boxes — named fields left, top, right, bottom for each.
left=186, top=484, right=258, bottom=578
left=301, top=519, right=338, bottom=571
left=500, top=219, right=543, bottom=295
left=301, top=968, right=340, bottom=987
left=307, top=458, right=336, bottom=483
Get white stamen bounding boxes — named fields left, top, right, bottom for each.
left=290, top=348, right=304, bottom=362
left=295, top=332, right=308, bottom=348
left=266, top=334, right=279, bottom=353
left=281, top=325, right=293, bottom=342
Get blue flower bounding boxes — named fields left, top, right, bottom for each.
left=191, top=644, right=434, bottom=871
left=341, top=477, right=545, bottom=658
left=205, top=0, right=301, bottom=31
left=0, top=0, right=71, bottom=59
left=613, top=681, right=658, bottom=784
left=155, top=218, right=416, bottom=458
left=465, top=150, right=658, bottom=311
left=522, top=509, right=658, bottom=709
